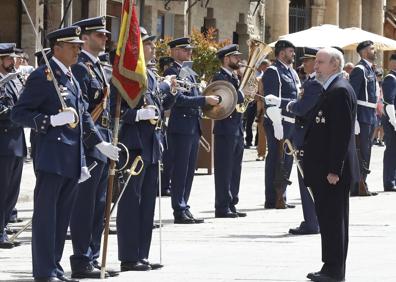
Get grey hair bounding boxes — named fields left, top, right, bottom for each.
left=320, top=47, right=345, bottom=73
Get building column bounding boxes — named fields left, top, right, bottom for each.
left=324, top=0, right=339, bottom=25
left=387, top=0, right=396, bottom=13
left=265, top=0, right=289, bottom=42
left=46, top=0, right=63, bottom=32
left=311, top=0, right=325, bottom=26
left=339, top=0, right=361, bottom=28
left=21, top=0, right=43, bottom=65
left=89, top=0, right=106, bottom=17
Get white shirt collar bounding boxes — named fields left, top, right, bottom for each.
left=362, top=59, right=373, bottom=68
left=322, top=72, right=341, bottom=90
left=52, top=57, right=72, bottom=76
left=221, top=67, right=234, bottom=77
left=82, top=50, right=99, bottom=64
left=309, top=72, right=316, bottom=79
left=174, top=61, right=183, bottom=68
left=278, top=59, right=291, bottom=70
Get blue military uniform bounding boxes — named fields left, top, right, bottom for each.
left=381, top=65, right=396, bottom=191
left=164, top=37, right=207, bottom=223
left=263, top=40, right=298, bottom=209
left=349, top=40, right=378, bottom=196
left=280, top=71, right=321, bottom=233
left=212, top=44, right=245, bottom=217
left=67, top=17, right=113, bottom=277
left=0, top=43, right=27, bottom=248
left=116, top=51, right=175, bottom=269
left=278, top=47, right=320, bottom=233
left=11, top=27, right=104, bottom=280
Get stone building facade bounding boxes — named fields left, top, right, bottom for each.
left=0, top=0, right=391, bottom=66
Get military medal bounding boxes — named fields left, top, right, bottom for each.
left=45, top=68, right=52, bottom=81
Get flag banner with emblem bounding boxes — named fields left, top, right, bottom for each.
left=112, top=0, right=147, bottom=108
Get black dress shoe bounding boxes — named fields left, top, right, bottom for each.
left=34, top=277, right=62, bottom=282
left=121, top=261, right=151, bottom=271
left=0, top=240, right=15, bottom=249
left=109, top=228, right=117, bottom=235
left=264, top=202, right=276, bottom=209
left=289, top=226, right=319, bottom=235
left=385, top=187, right=396, bottom=192
left=71, top=266, right=107, bottom=279
left=57, top=275, right=79, bottom=282
left=185, top=210, right=204, bottom=223
left=5, top=227, right=17, bottom=235
left=140, top=258, right=163, bottom=270
left=215, top=211, right=238, bottom=218
left=230, top=207, right=247, bottom=217
left=8, top=217, right=23, bottom=223
left=307, top=271, right=344, bottom=281
left=92, top=260, right=119, bottom=277
left=285, top=203, right=296, bottom=208
left=174, top=213, right=195, bottom=224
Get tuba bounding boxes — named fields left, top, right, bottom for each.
left=236, top=39, right=272, bottom=113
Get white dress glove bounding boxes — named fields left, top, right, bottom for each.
left=50, top=111, right=75, bottom=127
left=96, top=141, right=120, bottom=161
left=354, top=119, right=360, bottom=135
left=264, top=94, right=281, bottom=107
left=385, top=104, right=396, bottom=131
left=78, top=166, right=91, bottom=183
left=136, top=108, right=157, bottom=121
left=266, top=107, right=283, bottom=140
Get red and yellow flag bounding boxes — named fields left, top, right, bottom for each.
left=112, top=0, right=147, bottom=108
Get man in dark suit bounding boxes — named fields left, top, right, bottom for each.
left=381, top=54, right=396, bottom=192
left=0, top=43, right=27, bottom=248
left=349, top=40, right=378, bottom=196
left=304, top=47, right=359, bottom=282
left=11, top=26, right=119, bottom=282
left=265, top=47, right=320, bottom=235
left=116, top=27, right=176, bottom=272
left=164, top=37, right=219, bottom=224
left=263, top=40, right=299, bottom=209
left=212, top=44, right=246, bottom=218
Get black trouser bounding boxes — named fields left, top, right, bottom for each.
left=244, top=102, right=257, bottom=146
left=312, top=180, right=350, bottom=278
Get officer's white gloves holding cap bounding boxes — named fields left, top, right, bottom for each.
left=354, top=119, right=360, bottom=135
left=96, top=141, right=120, bottom=161
left=135, top=107, right=158, bottom=121
left=385, top=104, right=396, bottom=131
left=266, top=106, right=283, bottom=140
left=50, top=111, right=75, bottom=127
left=264, top=94, right=281, bottom=107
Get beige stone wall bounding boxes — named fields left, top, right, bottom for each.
left=0, top=0, right=20, bottom=43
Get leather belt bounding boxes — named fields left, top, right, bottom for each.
left=357, top=100, right=377, bottom=109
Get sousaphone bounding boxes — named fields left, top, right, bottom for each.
left=202, top=80, right=238, bottom=120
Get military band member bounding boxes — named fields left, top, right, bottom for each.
left=68, top=17, right=115, bottom=279
left=265, top=47, right=320, bottom=234
left=164, top=37, right=219, bottom=224
left=212, top=44, right=246, bottom=218
left=11, top=26, right=119, bottom=282
left=116, top=27, right=176, bottom=271
left=381, top=53, right=396, bottom=192
left=0, top=43, right=27, bottom=249
left=349, top=40, right=378, bottom=196
left=304, top=47, right=359, bottom=282
left=263, top=40, right=299, bottom=209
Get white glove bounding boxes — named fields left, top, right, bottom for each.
left=50, top=111, right=75, bottom=127
left=96, top=141, right=120, bottom=161
left=354, top=119, right=360, bottom=135
left=385, top=104, right=396, bottom=131
left=163, top=75, right=178, bottom=95
left=266, top=107, right=283, bottom=140
left=78, top=166, right=91, bottom=183
left=136, top=108, right=157, bottom=121
left=265, top=94, right=281, bottom=107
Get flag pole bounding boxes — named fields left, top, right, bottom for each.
left=100, top=91, right=122, bottom=279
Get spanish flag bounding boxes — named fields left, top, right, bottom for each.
left=112, top=0, right=147, bottom=108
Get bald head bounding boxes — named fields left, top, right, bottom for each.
left=314, top=47, right=344, bottom=83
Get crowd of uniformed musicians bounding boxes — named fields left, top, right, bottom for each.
left=0, top=16, right=396, bottom=282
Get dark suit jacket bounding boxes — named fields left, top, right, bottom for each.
left=303, top=74, right=359, bottom=188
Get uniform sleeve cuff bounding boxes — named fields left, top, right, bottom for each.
left=33, top=114, right=51, bottom=134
